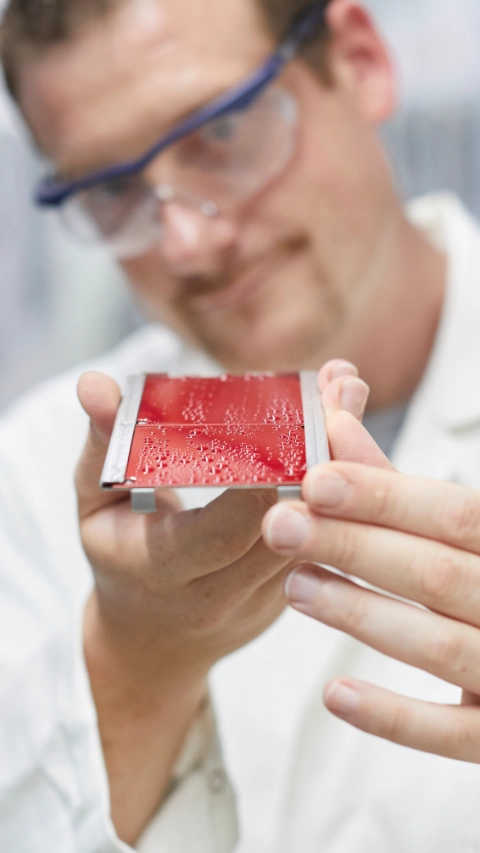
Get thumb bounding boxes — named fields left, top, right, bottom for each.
left=76, top=371, right=124, bottom=518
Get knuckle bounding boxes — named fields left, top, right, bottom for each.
left=446, top=719, right=476, bottom=757
left=418, top=552, right=461, bottom=605
left=370, top=481, right=393, bottom=523
left=379, top=701, right=410, bottom=743
left=424, top=627, right=464, bottom=675
left=341, top=586, right=370, bottom=635
left=443, top=494, right=480, bottom=546
left=369, top=476, right=408, bottom=527
left=330, top=526, right=358, bottom=570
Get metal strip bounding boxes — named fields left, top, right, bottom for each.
left=131, top=489, right=157, bottom=514
left=277, top=485, right=302, bottom=501
left=100, top=374, right=147, bottom=486
left=300, top=371, right=330, bottom=469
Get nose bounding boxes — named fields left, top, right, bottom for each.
left=158, top=200, right=238, bottom=277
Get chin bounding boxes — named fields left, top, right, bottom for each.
left=203, top=326, right=327, bottom=374
left=185, top=274, right=339, bottom=372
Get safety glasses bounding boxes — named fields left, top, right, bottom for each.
left=35, top=3, right=327, bottom=259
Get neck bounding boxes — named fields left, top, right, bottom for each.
left=322, top=207, right=447, bottom=411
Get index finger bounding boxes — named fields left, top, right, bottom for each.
left=303, top=462, right=480, bottom=555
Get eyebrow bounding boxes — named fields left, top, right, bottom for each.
left=54, top=88, right=226, bottom=182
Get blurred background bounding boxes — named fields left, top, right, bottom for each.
left=0, top=0, right=479, bottom=408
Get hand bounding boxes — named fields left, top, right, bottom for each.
left=263, top=365, right=480, bottom=765
left=76, top=371, right=291, bottom=843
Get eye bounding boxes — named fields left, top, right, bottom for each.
left=200, top=112, right=243, bottom=144
left=85, top=176, right=149, bottom=223
left=93, top=176, right=141, bottom=203
left=79, top=175, right=150, bottom=237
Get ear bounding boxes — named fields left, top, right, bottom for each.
left=326, top=0, right=396, bottom=124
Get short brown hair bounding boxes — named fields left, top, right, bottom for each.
left=0, top=0, right=331, bottom=98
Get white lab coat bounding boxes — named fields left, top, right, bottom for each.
left=1, top=194, right=480, bottom=852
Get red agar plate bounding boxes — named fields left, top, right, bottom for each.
left=101, top=372, right=328, bottom=510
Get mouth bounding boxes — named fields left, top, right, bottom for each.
left=183, top=252, right=291, bottom=315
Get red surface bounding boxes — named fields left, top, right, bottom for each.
left=125, top=373, right=307, bottom=488
left=137, top=373, right=304, bottom=426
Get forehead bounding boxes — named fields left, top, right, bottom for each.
left=19, top=0, right=272, bottom=175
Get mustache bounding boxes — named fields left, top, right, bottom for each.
left=175, top=236, right=307, bottom=297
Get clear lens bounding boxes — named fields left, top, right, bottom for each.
left=170, top=86, right=298, bottom=205
left=60, top=85, right=298, bottom=259
left=61, top=175, right=162, bottom=259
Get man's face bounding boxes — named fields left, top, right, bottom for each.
left=19, top=0, right=399, bottom=372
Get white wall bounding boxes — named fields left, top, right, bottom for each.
left=367, top=0, right=480, bottom=106
left=365, top=0, right=480, bottom=208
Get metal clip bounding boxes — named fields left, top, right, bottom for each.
left=131, top=489, right=157, bottom=514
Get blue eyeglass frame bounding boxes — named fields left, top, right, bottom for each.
left=35, top=2, right=327, bottom=208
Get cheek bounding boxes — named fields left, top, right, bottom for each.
left=121, top=257, right=149, bottom=294
left=253, top=127, right=352, bottom=271
left=282, top=123, right=393, bottom=300
left=286, top=91, right=392, bottom=239
left=120, top=256, right=197, bottom=339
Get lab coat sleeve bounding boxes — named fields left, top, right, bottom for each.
left=0, top=606, right=128, bottom=852
left=0, top=514, right=237, bottom=853
left=0, top=588, right=238, bottom=853
left=136, top=698, right=238, bottom=853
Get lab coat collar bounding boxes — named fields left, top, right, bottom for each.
left=407, top=193, right=480, bottom=431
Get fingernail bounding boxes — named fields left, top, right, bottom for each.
left=306, top=470, right=349, bottom=508
left=324, top=681, right=359, bottom=715
left=331, top=362, right=358, bottom=381
left=285, top=567, right=324, bottom=606
left=340, top=378, right=369, bottom=420
left=265, top=506, right=309, bottom=551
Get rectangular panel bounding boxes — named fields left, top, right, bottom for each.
left=102, top=371, right=328, bottom=492
left=124, top=423, right=307, bottom=488
left=137, top=373, right=304, bottom=427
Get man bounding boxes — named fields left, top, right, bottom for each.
left=1, top=0, right=479, bottom=851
